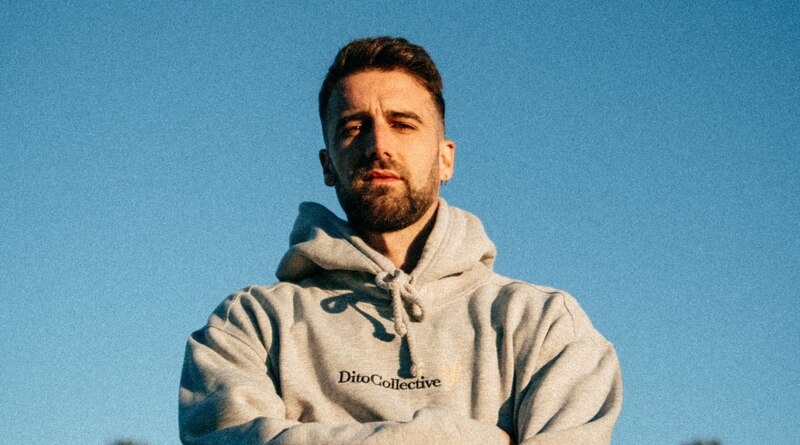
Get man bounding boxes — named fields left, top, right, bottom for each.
left=179, top=37, right=622, bottom=444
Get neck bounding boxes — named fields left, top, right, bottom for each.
left=356, top=202, right=439, bottom=273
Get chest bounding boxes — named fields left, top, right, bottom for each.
left=273, top=290, right=514, bottom=425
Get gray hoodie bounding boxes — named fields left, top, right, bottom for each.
left=179, top=200, right=623, bottom=444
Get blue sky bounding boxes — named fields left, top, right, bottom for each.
left=2, top=1, right=798, bottom=444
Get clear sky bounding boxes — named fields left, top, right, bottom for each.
left=2, top=1, right=798, bottom=444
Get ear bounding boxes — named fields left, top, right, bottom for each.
left=319, top=149, right=336, bottom=187
left=438, top=139, right=456, bottom=181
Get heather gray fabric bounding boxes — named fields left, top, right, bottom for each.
left=179, top=199, right=623, bottom=444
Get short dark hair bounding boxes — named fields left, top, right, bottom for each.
left=319, top=36, right=445, bottom=128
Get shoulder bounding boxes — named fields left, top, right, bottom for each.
left=211, top=282, right=302, bottom=316
left=487, top=275, right=611, bottom=348
left=485, top=274, right=576, bottom=309
left=205, top=280, right=330, bottom=336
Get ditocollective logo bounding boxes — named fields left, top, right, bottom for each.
left=337, top=370, right=442, bottom=391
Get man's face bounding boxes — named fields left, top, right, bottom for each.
left=320, top=69, right=455, bottom=232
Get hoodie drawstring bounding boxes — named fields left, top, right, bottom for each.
left=375, top=270, right=425, bottom=377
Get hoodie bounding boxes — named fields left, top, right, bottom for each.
left=179, top=199, right=623, bottom=444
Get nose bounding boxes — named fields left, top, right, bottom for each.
left=364, top=120, right=393, bottom=160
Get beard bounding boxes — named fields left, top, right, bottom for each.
left=334, top=158, right=439, bottom=233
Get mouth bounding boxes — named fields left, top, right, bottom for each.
left=363, top=169, right=402, bottom=183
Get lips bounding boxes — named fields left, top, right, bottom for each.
left=363, top=169, right=401, bottom=182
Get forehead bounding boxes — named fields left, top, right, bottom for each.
left=327, top=69, right=438, bottom=119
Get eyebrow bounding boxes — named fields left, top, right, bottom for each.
left=386, top=111, right=423, bottom=124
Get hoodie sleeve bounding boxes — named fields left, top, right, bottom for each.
left=179, top=323, right=395, bottom=444
left=179, top=295, right=511, bottom=445
left=513, top=290, right=623, bottom=445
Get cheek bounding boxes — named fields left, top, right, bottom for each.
left=335, top=154, right=360, bottom=178
left=409, top=153, right=440, bottom=185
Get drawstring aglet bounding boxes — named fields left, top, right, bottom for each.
left=395, top=321, right=407, bottom=337
left=410, top=304, right=424, bottom=320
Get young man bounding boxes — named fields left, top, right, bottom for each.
left=179, top=37, right=622, bottom=445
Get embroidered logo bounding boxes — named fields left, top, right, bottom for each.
left=440, top=360, right=462, bottom=392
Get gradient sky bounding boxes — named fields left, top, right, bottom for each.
left=2, top=2, right=798, bottom=444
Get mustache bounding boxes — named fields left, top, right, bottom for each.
left=352, top=159, right=406, bottom=179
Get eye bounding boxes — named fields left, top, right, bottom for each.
left=340, top=122, right=362, bottom=138
left=391, top=121, right=415, bottom=131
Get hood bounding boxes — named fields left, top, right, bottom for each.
left=274, top=198, right=496, bottom=378
left=276, top=198, right=496, bottom=285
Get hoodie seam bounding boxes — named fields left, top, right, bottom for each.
left=342, top=240, right=384, bottom=274
left=205, top=324, right=268, bottom=366
left=451, top=265, right=496, bottom=299
left=499, top=280, right=584, bottom=342
left=411, top=199, right=451, bottom=281
left=423, top=265, right=496, bottom=309
left=532, top=285, right=608, bottom=349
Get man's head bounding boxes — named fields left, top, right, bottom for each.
left=318, top=37, right=455, bottom=233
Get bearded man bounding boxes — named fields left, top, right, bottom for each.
left=179, top=36, right=623, bottom=445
